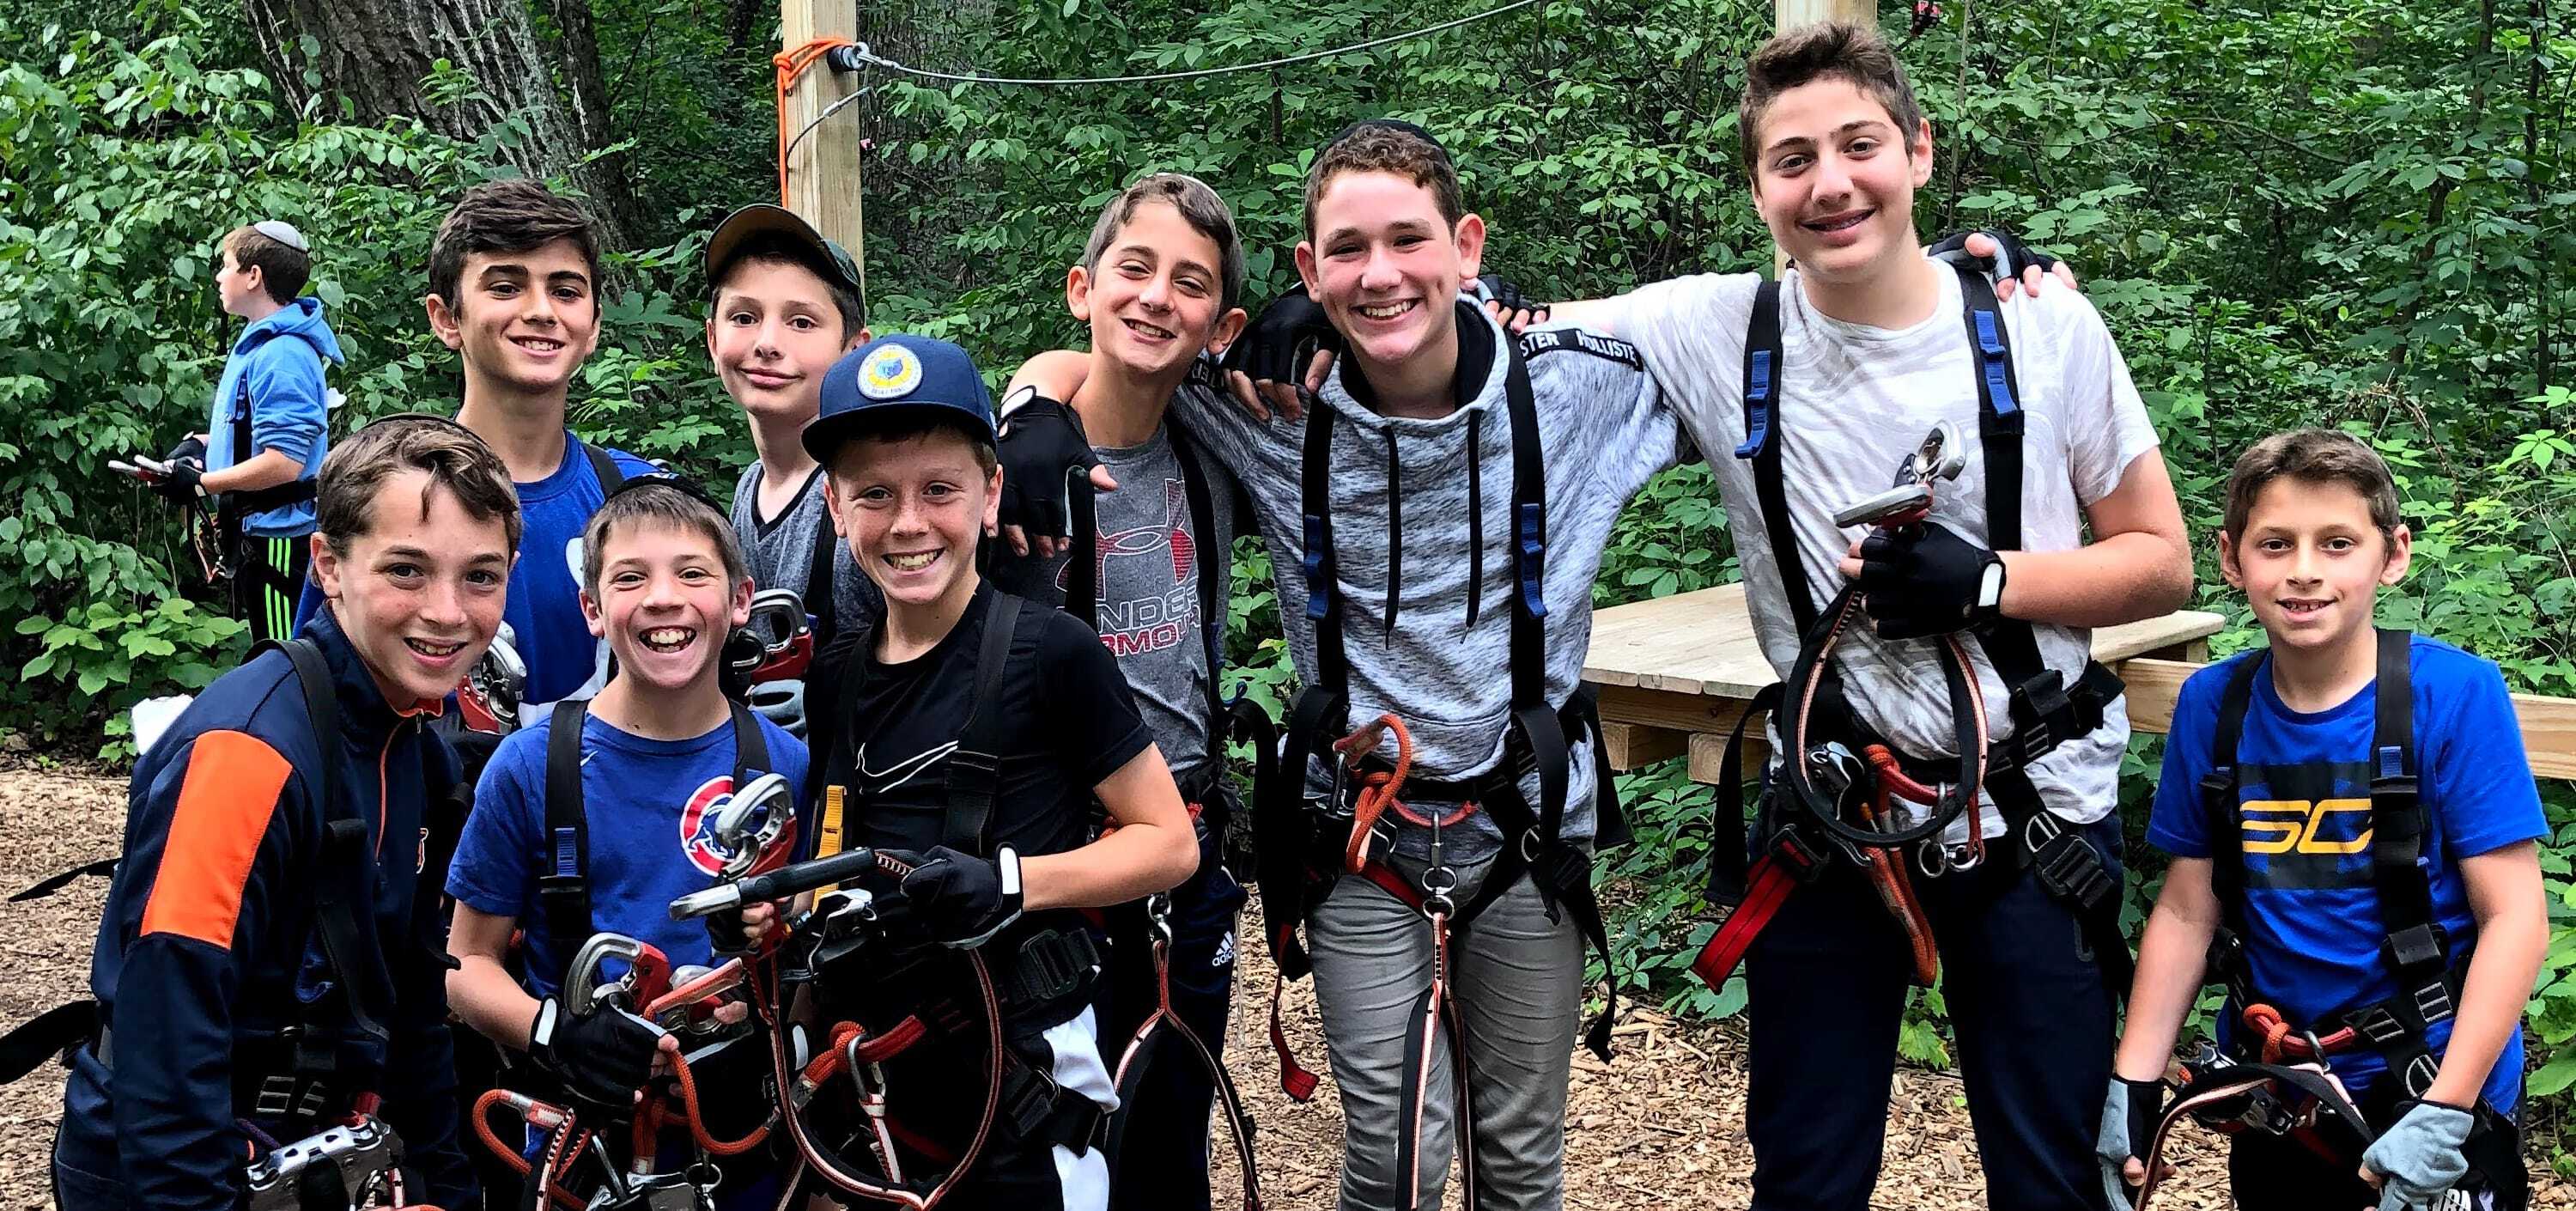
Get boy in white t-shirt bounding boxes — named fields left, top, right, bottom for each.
left=1548, top=22, right=2192, bottom=1211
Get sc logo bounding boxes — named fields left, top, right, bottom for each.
left=2239, top=798, right=2374, bottom=855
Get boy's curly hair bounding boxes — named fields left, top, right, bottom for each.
left=428, top=180, right=602, bottom=312
left=2223, top=428, right=2403, bottom=545
left=1738, top=22, right=1928, bottom=176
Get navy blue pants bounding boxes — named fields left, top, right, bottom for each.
left=1103, top=822, right=1248, bottom=1211
left=1744, top=816, right=2118, bottom=1211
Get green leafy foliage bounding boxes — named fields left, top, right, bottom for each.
left=7, top=0, right=2576, bottom=1163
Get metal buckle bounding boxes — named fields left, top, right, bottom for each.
left=2349, top=1004, right=2409, bottom=1046
left=253, top=1074, right=296, bottom=1120
left=2413, top=978, right=2457, bottom=1026
left=1419, top=863, right=1460, bottom=920
left=2401, top=1052, right=2442, bottom=1099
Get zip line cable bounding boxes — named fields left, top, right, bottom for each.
left=841, top=0, right=1543, bottom=88
left=777, top=0, right=1544, bottom=172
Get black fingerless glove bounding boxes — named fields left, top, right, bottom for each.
left=1928, top=227, right=2062, bottom=283
left=995, top=391, right=1101, bottom=542
left=1856, top=520, right=2002, bottom=640
left=885, top=844, right=1023, bottom=949
left=1220, top=283, right=1342, bottom=387
left=527, top=995, right=662, bottom=1114
left=1471, top=274, right=1547, bottom=321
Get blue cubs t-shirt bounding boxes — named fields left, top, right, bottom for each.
left=447, top=706, right=810, bottom=998
left=2150, top=634, right=2543, bottom=1111
left=295, top=431, right=657, bottom=706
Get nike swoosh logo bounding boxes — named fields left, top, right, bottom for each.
left=855, top=741, right=958, bottom=792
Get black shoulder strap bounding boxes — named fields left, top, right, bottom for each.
left=2202, top=653, right=2267, bottom=928
left=582, top=441, right=626, bottom=493
left=259, top=636, right=392, bottom=1044
left=2368, top=629, right=2443, bottom=979
left=806, top=481, right=841, bottom=648
left=1735, top=280, right=1814, bottom=636
left=1168, top=425, right=1230, bottom=771
left=1498, top=336, right=1568, bottom=845
left=943, top=591, right=1025, bottom=855
left=540, top=698, right=594, bottom=977
left=730, top=700, right=769, bottom=790
left=1067, top=477, right=1101, bottom=630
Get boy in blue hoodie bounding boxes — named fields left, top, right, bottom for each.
left=164, top=221, right=343, bottom=642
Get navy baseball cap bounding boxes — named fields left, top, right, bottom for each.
left=803, top=334, right=997, bottom=463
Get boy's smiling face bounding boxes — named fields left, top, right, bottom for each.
left=1748, top=76, right=1934, bottom=285
left=1296, top=169, right=1485, bottom=380
left=426, top=238, right=602, bottom=396
left=2221, top=477, right=2412, bottom=655
left=1068, top=199, right=1247, bottom=379
left=826, top=428, right=999, bottom=613
left=313, top=472, right=513, bottom=708
left=708, top=259, right=860, bottom=425
left=580, top=519, right=753, bottom=696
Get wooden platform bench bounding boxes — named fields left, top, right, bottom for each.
left=1582, top=583, right=2576, bottom=782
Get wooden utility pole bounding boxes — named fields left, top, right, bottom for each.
left=1774, top=0, right=1879, bottom=33
left=781, top=0, right=868, bottom=268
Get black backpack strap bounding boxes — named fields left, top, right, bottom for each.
left=944, top=591, right=1025, bottom=855
left=1497, top=336, right=1570, bottom=854
left=730, top=700, right=769, bottom=789
left=2366, top=628, right=2451, bottom=1092
left=582, top=441, right=627, bottom=493
left=806, top=482, right=842, bottom=648
left=1279, top=404, right=1348, bottom=832
left=264, top=637, right=393, bottom=1046
left=1168, top=424, right=1231, bottom=775
left=2202, top=653, right=2267, bottom=1003
left=1735, top=280, right=1814, bottom=636
left=539, top=699, right=594, bottom=978
left=1066, top=475, right=1101, bottom=630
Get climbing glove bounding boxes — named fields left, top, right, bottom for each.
left=152, top=447, right=207, bottom=502
left=1470, top=274, right=1549, bottom=327
left=528, top=995, right=663, bottom=1114
left=1222, top=283, right=1342, bottom=388
left=1929, top=227, right=2062, bottom=288
left=995, top=392, right=1099, bottom=542
left=1856, top=520, right=2003, bottom=640
left=886, top=844, right=1024, bottom=949
left=2360, top=1100, right=2475, bottom=1211
left=2095, top=1076, right=2163, bottom=1208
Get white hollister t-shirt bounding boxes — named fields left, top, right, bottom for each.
left=1597, top=261, right=2160, bottom=839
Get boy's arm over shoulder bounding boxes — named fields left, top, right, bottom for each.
left=1555, top=272, right=1763, bottom=389
left=2144, top=660, right=2236, bottom=858
left=1032, top=608, right=1152, bottom=789
left=1518, top=323, right=1688, bottom=487
left=444, top=724, right=550, bottom=916
left=110, top=726, right=308, bottom=1208
left=2420, top=642, right=2548, bottom=855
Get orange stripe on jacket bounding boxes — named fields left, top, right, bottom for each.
left=139, top=729, right=293, bottom=947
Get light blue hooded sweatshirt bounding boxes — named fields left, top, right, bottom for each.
left=204, top=296, right=343, bottom=537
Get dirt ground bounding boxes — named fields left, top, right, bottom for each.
left=0, top=760, right=2566, bottom=1209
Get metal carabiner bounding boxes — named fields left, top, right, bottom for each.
left=1145, top=892, right=1176, bottom=948
left=712, top=771, right=796, bottom=881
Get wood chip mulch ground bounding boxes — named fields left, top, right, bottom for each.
left=0, top=759, right=2565, bottom=1208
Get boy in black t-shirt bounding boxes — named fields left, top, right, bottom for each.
left=801, top=334, right=1198, bottom=1209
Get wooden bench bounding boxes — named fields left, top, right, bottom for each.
left=1582, top=583, right=2576, bottom=782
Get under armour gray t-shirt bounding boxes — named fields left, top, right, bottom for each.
left=730, top=462, right=884, bottom=640
left=989, top=418, right=1242, bottom=794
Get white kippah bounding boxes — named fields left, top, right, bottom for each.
left=251, top=220, right=309, bottom=253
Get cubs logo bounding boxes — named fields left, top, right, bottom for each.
left=859, top=345, right=923, bottom=399
left=673, top=776, right=800, bottom=877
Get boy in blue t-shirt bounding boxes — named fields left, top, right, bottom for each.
left=2103, top=429, right=2547, bottom=1211
left=442, top=478, right=807, bottom=1207
left=295, top=180, right=659, bottom=710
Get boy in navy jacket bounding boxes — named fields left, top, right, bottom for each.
left=52, top=413, right=519, bottom=1209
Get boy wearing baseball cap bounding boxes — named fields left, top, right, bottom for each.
left=796, top=335, right=1196, bottom=1208
left=704, top=204, right=883, bottom=739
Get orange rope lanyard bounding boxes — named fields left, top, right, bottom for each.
left=773, top=36, right=857, bottom=206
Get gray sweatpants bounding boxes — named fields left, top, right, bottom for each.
left=1307, top=852, right=1584, bottom=1211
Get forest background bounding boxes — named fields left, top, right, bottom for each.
left=3, top=0, right=2573, bottom=1169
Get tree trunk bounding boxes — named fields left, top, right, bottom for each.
left=242, top=0, right=639, bottom=247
